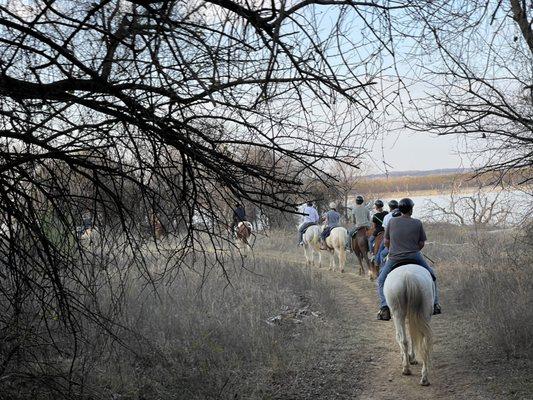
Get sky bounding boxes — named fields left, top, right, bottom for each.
left=365, top=130, right=469, bottom=174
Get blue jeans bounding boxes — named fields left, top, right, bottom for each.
left=368, top=236, right=376, bottom=253
left=377, top=251, right=439, bottom=308
left=376, top=241, right=387, bottom=266
left=298, top=222, right=315, bottom=243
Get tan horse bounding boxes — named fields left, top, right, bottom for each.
left=350, top=227, right=373, bottom=278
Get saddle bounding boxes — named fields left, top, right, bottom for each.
left=322, top=226, right=333, bottom=239
left=350, top=226, right=367, bottom=238
left=301, top=222, right=317, bottom=235
left=390, top=259, right=436, bottom=281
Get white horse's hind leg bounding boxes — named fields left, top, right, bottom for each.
left=337, top=247, right=346, bottom=273
left=408, top=343, right=418, bottom=365
left=329, top=250, right=335, bottom=271
left=420, top=334, right=431, bottom=386
left=393, top=312, right=411, bottom=376
left=304, top=244, right=310, bottom=266
left=420, top=356, right=430, bottom=386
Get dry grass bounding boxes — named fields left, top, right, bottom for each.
left=424, top=222, right=533, bottom=359
left=2, top=224, right=531, bottom=399
left=0, top=236, right=338, bottom=400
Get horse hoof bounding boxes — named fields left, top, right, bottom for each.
left=410, top=359, right=418, bottom=365
left=420, top=378, right=430, bottom=386
left=402, top=368, right=412, bottom=376
left=340, top=269, right=345, bottom=273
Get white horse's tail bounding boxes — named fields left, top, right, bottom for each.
left=404, top=275, right=433, bottom=367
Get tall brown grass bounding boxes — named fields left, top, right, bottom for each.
left=424, top=223, right=533, bottom=359
left=356, top=170, right=528, bottom=195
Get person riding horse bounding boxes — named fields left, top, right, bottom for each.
left=377, top=198, right=442, bottom=321
left=375, top=199, right=400, bottom=267
left=368, top=199, right=388, bottom=255
left=320, top=202, right=340, bottom=250
left=298, top=201, right=320, bottom=246
left=231, top=203, right=246, bottom=237
left=345, top=195, right=371, bottom=251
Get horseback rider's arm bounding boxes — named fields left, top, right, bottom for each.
left=418, top=223, right=427, bottom=250
left=384, top=225, right=390, bottom=247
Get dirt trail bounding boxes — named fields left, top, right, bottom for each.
left=265, top=256, right=531, bottom=400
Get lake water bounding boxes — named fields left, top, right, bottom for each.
left=372, top=189, right=531, bottom=226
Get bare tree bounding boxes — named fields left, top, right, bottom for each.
left=330, top=159, right=363, bottom=218
left=0, top=0, right=414, bottom=394
left=407, top=0, right=533, bottom=184
left=426, top=181, right=517, bottom=226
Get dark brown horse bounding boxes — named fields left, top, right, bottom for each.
left=350, top=227, right=373, bottom=278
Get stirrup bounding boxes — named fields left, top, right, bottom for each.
left=433, top=304, right=442, bottom=315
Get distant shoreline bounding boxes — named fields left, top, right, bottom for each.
left=351, top=169, right=530, bottom=198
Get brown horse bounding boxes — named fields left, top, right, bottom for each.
left=235, top=221, right=253, bottom=254
left=369, top=231, right=384, bottom=279
left=350, top=227, right=373, bottom=278
left=150, top=212, right=167, bottom=240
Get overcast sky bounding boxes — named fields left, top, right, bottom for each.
left=364, top=130, right=469, bottom=174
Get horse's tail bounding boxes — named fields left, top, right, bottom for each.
left=405, top=274, right=433, bottom=366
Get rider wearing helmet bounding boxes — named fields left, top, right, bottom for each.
left=377, top=198, right=441, bottom=321
left=345, top=195, right=371, bottom=251
left=320, top=201, right=341, bottom=249
left=368, top=200, right=388, bottom=254
left=375, top=199, right=399, bottom=266
left=298, top=201, right=320, bottom=245
left=383, top=200, right=399, bottom=227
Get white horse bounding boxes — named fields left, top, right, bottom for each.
left=325, top=226, right=348, bottom=273
left=302, top=225, right=323, bottom=267
left=384, top=264, right=435, bottom=386
left=303, top=225, right=347, bottom=272
left=235, top=221, right=253, bottom=255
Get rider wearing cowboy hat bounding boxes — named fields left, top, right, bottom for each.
left=320, top=201, right=341, bottom=249
left=377, top=198, right=442, bottom=321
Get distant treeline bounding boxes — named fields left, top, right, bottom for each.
left=355, top=169, right=529, bottom=195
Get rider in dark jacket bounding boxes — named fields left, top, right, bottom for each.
left=368, top=199, right=388, bottom=253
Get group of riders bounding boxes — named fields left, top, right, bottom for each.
left=296, top=197, right=442, bottom=321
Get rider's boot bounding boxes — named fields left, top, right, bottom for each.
left=377, top=305, right=391, bottom=321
